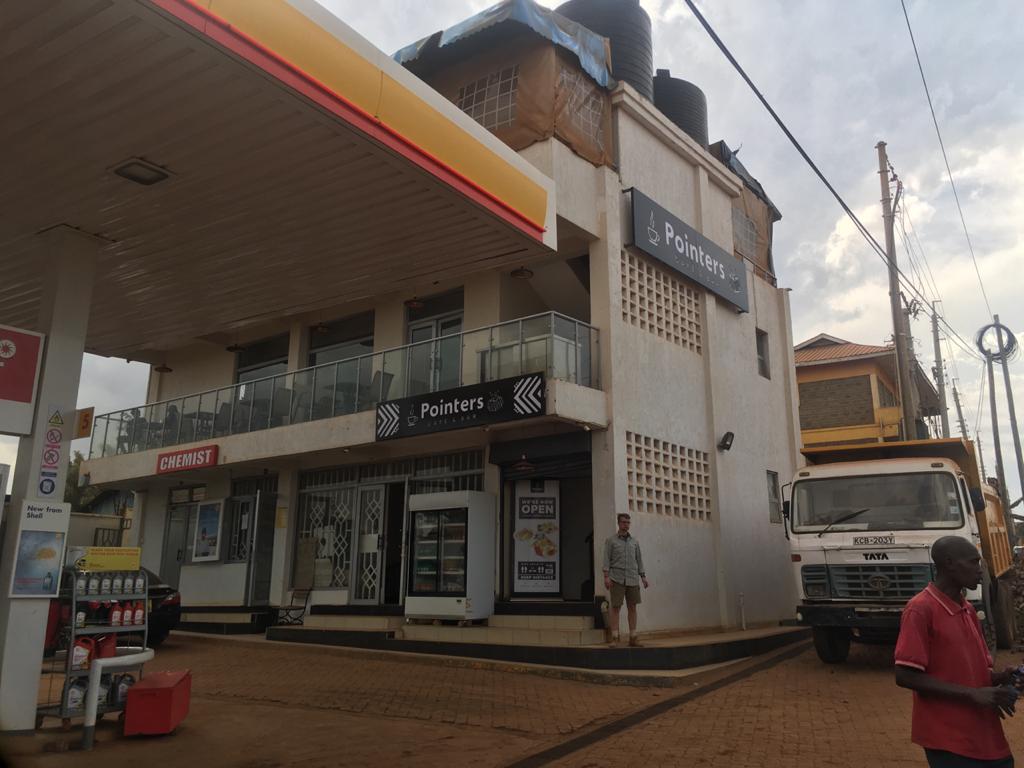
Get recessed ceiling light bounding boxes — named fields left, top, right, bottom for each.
left=511, top=266, right=534, bottom=280
left=112, top=158, right=171, bottom=186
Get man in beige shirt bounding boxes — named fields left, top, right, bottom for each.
left=602, top=513, right=649, bottom=647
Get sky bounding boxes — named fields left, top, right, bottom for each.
left=2, top=0, right=1022, bottom=503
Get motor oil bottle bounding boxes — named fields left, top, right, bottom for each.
left=75, top=606, right=87, bottom=628
left=134, top=572, right=145, bottom=593
left=112, top=572, right=123, bottom=594
left=71, top=638, right=95, bottom=671
left=133, top=601, right=144, bottom=626
left=100, top=573, right=112, bottom=594
left=110, top=602, right=122, bottom=627
left=75, top=573, right=87, bottom=595
left=88, top=574, right=100, bottom=594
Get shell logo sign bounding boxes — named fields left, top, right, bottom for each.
left=0, top=325, right=46, bottom=436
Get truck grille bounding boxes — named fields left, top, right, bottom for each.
left=830, top=564, right=932, bottom=600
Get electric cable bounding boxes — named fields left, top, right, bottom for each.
left=679, top=0, right=983, bottom=363
left=900, top=0, right=994, bottom=319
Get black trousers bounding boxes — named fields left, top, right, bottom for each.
left=925, top=749, right=1014, bottom=768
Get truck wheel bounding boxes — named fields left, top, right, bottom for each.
left=994, top=579, right=1016, bottom=650
left=813, top=627, right=850, bottom=664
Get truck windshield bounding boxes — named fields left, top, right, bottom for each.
left=791, top=472, right=963, bottom=533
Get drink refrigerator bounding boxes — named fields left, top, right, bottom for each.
left=405, top=491, right=495, bottom=620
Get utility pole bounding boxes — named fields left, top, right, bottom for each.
left=877, top=142, right=917, bottom=441
left=993, top=314, right=1024, bottom=518
left=952, top=380, right=969, bottom=439
left=931, top=303, right=950, bottom=438
left=977, top=434, right=988, bottom=483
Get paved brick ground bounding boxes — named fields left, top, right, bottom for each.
left=3, top=635, right=1024, bottom=768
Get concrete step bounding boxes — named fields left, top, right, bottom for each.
left=301, top=614, right=404, bottom=631
left=398, top=624, right=606, bottom=647
left=487, top=614, right=594, bottom=631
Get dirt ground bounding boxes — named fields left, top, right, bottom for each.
left=2, top=633, right=1024, bottom=768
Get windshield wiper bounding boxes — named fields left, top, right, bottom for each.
left=817, top=507, right=872, bottom=538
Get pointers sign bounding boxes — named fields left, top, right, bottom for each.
left=376, top=374, right=545, bottom=441
left=627, top=188, right=749, bottom=312
left=0, top=324, right=46, bottom=436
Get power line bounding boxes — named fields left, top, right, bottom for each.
left=899, top=0, right=993, bottom=318
left=678, top=0, right=984, bottom=364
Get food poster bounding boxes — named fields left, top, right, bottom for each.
left=12, top=530, right=65, bottom=597
left=513, top=479, right=560, bottom=594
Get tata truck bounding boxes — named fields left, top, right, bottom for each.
left=784, top=438, right=1014, bottom=664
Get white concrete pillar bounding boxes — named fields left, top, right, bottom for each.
left=0, top=227, right=98, bottom=732
left=589, top=167, right=625, bottom=595
left=286, top=320, right=309, bottom=372
left=270, top=467, right=299, bottom=606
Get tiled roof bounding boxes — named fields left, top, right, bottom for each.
left=794, top=342, right=892, bottom=365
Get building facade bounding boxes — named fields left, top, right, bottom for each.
left=795, top=334, right=941, bottom=449
left=82, top=0, right=801, bottom=636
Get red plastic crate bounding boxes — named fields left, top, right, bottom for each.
left=124, top=670, right=191, bottom=736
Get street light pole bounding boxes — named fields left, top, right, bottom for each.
left=931, top=304, right=950, bottom=438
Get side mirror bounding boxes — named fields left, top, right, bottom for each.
left=782, top=500, right=791, bottom=519
left=969, top=488, right=986, bottom=513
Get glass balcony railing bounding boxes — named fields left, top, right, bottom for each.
left=89, top=312, right=600, bottom=459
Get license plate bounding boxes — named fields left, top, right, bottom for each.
left=854, top=535, right=895, bottom=545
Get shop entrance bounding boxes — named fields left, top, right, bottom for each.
left=161, top=504, right=191, bottom=589
left=349, top=482, right=407, bottom=605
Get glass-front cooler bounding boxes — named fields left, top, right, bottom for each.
left=405, top=492, right=494, bottom=620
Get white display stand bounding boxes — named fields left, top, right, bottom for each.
left=405, top=491, right=495, bottom=621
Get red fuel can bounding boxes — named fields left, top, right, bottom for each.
left=123, top=670, right=191, bottom=736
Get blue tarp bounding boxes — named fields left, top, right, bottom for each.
left=393, top=0, right=612, bottom=89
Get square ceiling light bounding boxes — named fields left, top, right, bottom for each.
left=111, top=157, right=171, bottom=186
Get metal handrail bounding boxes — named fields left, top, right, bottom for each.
left=89, top=312, right=599, bottom=458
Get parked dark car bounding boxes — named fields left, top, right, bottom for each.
left=45, top=568, right=181, bottom=652
left=144, top=568, right=181, bottom=646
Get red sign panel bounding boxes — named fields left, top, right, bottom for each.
left=156, top=445, right=219, bottom=474
left=0, top=327, right=43, bottom=404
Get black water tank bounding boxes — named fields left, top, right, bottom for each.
left=556, top=0, right=653, bottom=101
left=653, top=68, right=708, bottom=147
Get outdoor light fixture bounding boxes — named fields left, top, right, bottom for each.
left=512, top=454, right=535, bottom=472
left=404, top=297, right=425, bottom=310
left=225, top=343, right=244, bottom=353
left=111, top=157, right=170, bottom=186
left=154, top=363, right=173, bottom=374
left=313, top=322, right=330, bottom=335
left=511, top=266, right=534, bottom=280
left=717, top=431, right=735, bottom=452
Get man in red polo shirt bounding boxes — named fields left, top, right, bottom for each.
left=895, top=536, right=1019, bottom=767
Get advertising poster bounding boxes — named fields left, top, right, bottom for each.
left=513, top=479, right=560, bottom=594
left=192, top=500, right=223, bottom=562
left=12, top=530, right=65, bottom=597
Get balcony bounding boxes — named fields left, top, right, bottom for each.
left=89, top=313, right=599, bottom=459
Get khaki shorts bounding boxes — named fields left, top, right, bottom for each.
left=610, top=581, right=641, bottom=608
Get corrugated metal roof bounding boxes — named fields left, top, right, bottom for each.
left=794, top=342, right=892, bottom=365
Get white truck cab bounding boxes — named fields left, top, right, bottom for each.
left=785, top=440, right=1012, bottom=663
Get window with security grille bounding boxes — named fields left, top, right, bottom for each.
left=767, top=470, right=782, bottom=524
left=558, top=64, right=606, bottom=150
left=756, top=329, right=771, bottom=379
left=456, top=66, right=519, bottom=131
left=620, top=251, right=702, bottom=352
left=226, top=476, right=278, bottom=563
left=625, top=431, right=711, bottom=520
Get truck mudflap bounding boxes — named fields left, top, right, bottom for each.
left=796, top=603, right=903, bottom=630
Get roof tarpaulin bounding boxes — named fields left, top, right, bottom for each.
left=394, top=0, right=612, bottom=89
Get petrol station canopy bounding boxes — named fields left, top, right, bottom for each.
left=0, top=0, right=556, bottom=362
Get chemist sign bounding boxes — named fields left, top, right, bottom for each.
left=0, top=324, right=46, bottom=436
left=627, top=188, right=749, bottom=312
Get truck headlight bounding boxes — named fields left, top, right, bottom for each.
left=805, top=584, right=827, bottom=598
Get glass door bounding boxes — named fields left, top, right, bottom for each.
left=407, top=313, right=463, bottom=396
left=409, top=510, right=440, bottom=594
left=439, top=508, right=467, bottom=595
